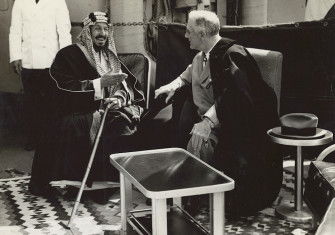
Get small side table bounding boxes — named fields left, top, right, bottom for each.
left=267, top=128, right=333, bottom=222
left=110, top=148, right=234, bottom=235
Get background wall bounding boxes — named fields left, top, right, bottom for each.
left=109, top=0, right=146, bottom=53
left=240, top=0, right=306, bottom=25
left=0, top=0, right=20, bottom=93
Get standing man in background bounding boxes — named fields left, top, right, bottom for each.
left=9, top=0, right=72, bottom=150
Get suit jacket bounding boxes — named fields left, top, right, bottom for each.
left=179, top=51, right=215, bottom=116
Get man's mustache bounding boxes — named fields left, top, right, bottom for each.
left=96, top=36, right=107, bottom=40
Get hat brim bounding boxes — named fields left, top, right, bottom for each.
left=269, top=127, right=326, bottom=140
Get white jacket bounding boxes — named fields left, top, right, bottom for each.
left=9, top=0, right=72, bottom=69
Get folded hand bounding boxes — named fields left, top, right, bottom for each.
left=189, top=120, right=212, bottom=154
left=154, top=84, right=175, bottom=103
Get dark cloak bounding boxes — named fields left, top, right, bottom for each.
left=210, top=38, right=283, bottom=215
left=29, top=44, right=145, bottom=191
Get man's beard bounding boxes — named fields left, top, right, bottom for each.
left=93, top=37, right=107, bottom=51
left=93, top=44, right=105, bottom=51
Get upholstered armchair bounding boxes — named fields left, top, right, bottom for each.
left=246, top=48, right=282, bottom=113
left=137, top=48, right=283, bottom=150
left=134, top=47, right=284, bottom=215
left=49, top=53, right=152, bottom=190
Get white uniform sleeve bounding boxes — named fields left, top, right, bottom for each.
left=56, top=0, right=72, bottom=49
left=9, top=0, right=23, bottom=62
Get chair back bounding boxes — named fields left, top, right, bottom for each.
left=118, top=53, right=150, bottom=108
left=246, top=48, right=283, bottom=113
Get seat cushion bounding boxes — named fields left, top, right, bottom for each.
left=305, top=161, right=335, bottom=220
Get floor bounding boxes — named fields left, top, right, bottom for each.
left=0, top=91, right=321, bottom=234
left=0, top=128, right=34, bottom=179
left=0, top=91, right=34, bottom=179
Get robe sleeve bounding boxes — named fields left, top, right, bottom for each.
left=49, top=48, right=100, bottom=113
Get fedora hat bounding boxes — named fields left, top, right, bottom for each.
left=270, top=113, right=326, bottom=139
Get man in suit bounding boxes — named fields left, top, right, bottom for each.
left=155, top=10, right=282, bottom=216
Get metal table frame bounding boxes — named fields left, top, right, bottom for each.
left=267, top=128, right=333, bottom=222
left=110, top=148, right=234, bottom=235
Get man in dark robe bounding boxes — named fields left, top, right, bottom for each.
left=155, top=10, right=282, bottom=216
left=29, top=12, right=145, bottom=203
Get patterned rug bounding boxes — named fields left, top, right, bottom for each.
left=0, top=161, right=315, bottom=235
left=194, top=165, right=314, bottom=235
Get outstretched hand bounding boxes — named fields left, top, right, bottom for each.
left=101, top=72, right=127, bottom=88
left=154, top=84, right=175, bottom=103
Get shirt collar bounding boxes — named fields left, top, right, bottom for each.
left=205, top=37, right=222, bottom=59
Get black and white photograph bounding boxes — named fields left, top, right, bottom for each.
left=0, top=0, right=335, bottom=234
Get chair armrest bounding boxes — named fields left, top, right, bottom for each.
left=118, top=53, right=150, bottom=109
left=317, top=144, right=335, bottom=161
left=140, top=95, right=171, bottom=122
left=141, top=85, right=188, bottom=122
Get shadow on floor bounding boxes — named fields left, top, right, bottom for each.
left=0, top=91, right=33, bottom=178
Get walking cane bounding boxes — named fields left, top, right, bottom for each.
left=61, top=103, right=113, bottom=229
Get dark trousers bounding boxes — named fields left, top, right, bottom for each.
left=21, top=68, right=54, bottom=145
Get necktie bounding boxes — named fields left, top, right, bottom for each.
left=203, top=53, right=208, bottom=69
left=36, top=0, right=39, bottom=3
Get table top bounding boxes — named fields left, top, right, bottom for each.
left=267, top=128, right=333, bottom=147
left=110, top=148, right=234, bottom=199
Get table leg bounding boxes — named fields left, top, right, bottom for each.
left=275, top=146, right=312, bottom=222
left=210, top=192, right=225, bottom=235
left=152, top=198, right=167, bottom=235
left=295, top=146, right=303, bottom=211
left=120, top=173, right=132, bottom=234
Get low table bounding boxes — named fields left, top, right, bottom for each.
left=267, top=128, right=333, bottom=222
left=110, top=148, right=234, bottom=235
